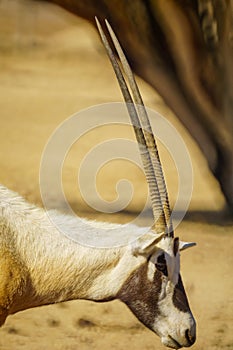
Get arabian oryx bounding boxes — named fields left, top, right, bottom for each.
left=0, top=19, right=196, bottom=349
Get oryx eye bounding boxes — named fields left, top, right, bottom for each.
left=155, top=253, right=168, bottom=276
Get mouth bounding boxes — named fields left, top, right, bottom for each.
left=169, top=336, right=182, bottom=349
left=162, top=336, right=182, bottom=349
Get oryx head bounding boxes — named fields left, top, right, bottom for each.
left=120, top=232, right=196, bottom=349
left=96, top=18, right=196, bottom=349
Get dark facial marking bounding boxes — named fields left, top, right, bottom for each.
left=173, top=237, right=179, bottom=256
left=173, top=275, right=191, bottom=313
left=155, top=253, right=168, bottom=276
left=117, top=262, right=162, bottom=330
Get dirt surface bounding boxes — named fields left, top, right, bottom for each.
left=0, top=1, right=232, bottom=350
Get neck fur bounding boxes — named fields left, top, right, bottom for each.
left=0, top=185, right=145, bottom=314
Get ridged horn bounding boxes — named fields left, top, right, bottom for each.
left=96, top=17, right=173, bottom=236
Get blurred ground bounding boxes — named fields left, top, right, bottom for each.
left=0, top=1, right=232, bottom=349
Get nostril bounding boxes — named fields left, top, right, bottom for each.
left=185, top=329, right=196, bottom=345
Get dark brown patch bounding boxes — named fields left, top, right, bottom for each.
left=117, top=262, right=162, bottom=330
left=6, top=326, right=19, bottom=334
left=77, top=318, right=96, bottom=328
left=173, top=237, right=179, bottom=256
left=156, top=253, right=168, bottom=276
left=173, top=275, right=191, bottom=313
left=47, top=318, right=60, bottom=327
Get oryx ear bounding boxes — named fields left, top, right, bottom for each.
left=132, top=232, right=165, bottom=256
left=179, top=241, right=196, bottom=251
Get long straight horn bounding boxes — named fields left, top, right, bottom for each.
left=104, top=20, right=173, bottom=237
left=96, top=18, right=172, bottom=236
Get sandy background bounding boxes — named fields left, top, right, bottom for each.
left=0, top=1, right=233, bottom=349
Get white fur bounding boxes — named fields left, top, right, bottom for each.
left=151, top=238, right=196, bottom=348
left=156, top=293, right=195, bottom=349
left=0, top=184, right=195, bottom=349
left=0, top=185, right=146, bottom=314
